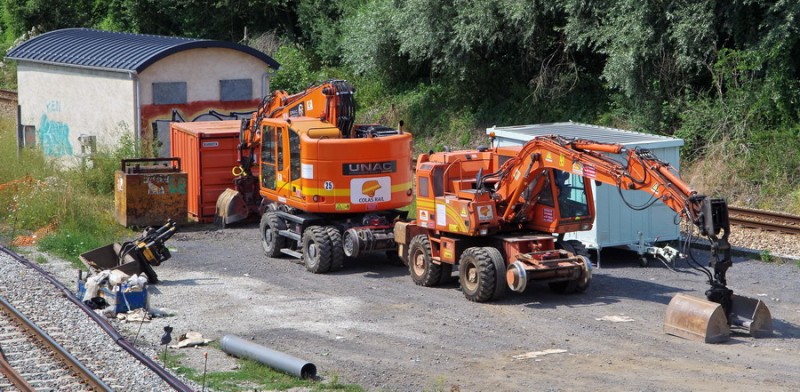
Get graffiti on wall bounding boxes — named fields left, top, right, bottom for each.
left=38, top=114, right=73, bottom=157
left=141, top=99, right=261, bottom=157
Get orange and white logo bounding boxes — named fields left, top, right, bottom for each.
left=477, top=205, right=494, bottom=222
left=351, top=177, right=391, bottom=204
left=362, top=180, right=381, bottom=197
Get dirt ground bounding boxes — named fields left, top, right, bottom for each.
left=108, top=222, right=800, bottom=391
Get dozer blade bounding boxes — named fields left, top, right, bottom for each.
left=729, top=294, right=772, bottom=338
left=215, top=188, right=249, bottom=227
left=664, top=293, right=730, bottom=343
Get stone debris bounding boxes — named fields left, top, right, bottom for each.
left=511, top=349, right=568, bottom=361
left=596, top=315, right=635, bottom=323
left=170, top=331, right=213, bottom=349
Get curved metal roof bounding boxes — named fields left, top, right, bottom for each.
left=5, top=28, right=280, bottom=73
left=488, top=122, right=684, bottom=149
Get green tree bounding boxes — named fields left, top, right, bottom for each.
left=2, top=0, right=98, bottom=41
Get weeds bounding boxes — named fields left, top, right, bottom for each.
left=162, top=350, right=362, bottom=392
left=0, top=118, right=134, bottom=266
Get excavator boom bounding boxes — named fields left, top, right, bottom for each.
left=492, top=135, right=771, bottom=342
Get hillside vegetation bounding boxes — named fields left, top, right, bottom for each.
left=1, top=0, right=799, bottom=213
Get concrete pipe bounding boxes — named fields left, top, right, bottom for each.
left=220, top=335, right=317, bottom=379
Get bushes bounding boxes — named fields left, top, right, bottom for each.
left=0, top=119, right=132, bottom=265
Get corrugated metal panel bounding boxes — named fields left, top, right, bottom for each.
left=488, top=122, right=683, bottom=149
left=170, top=121, right=241, bottom=223
left=5, top=28, right=280, bottom=73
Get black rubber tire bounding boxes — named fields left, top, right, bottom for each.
left=438, top=263, right=454, bottom=285
left=408, top=235, right=442, bottom=287
left=325, top=226, right=345, bottom=271
left=485, top=247, right=508, bottom=300
left=302, top=226, right=332, bottom=273
left=549, top=240, right=592, bottom=294
left=260, top=211, right=286, bottom=258
left=458, top=247, right=498, bottom=302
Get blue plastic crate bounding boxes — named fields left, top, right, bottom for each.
left=77, top=280, right=148, bottom=313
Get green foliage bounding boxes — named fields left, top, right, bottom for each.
left=74, top=132, right=138, bottom=195
left=270, top=44, right=319, bottom=93
left=759, top=250, right=773, bottom=263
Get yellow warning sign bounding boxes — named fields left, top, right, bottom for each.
left=559, top=154, right=565, bottom=167
left=545, top=152, right=553, bottom=162
left=651, top=183, right=660, bottom=195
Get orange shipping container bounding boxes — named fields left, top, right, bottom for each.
left=170, top=121, right=241, bottom=223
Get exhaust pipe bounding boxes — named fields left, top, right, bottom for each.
left=220, top=335, right=317, bottom=379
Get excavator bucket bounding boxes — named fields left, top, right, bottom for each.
left=664, top=293, right=730, bottom=343
left=729, top=294, right=772, bottom=338
left=215, top=188, right=249, bottom=227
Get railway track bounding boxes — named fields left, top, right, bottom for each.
left=0, top=245, right=195, bottom=391
left=0, top=89, right=17, bottom=104
left=0, top=295, right=111, bottom=391
left=728, top=206, right=800, bottom=235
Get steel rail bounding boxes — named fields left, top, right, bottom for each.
left=0, top=245, right=194, bottom=392
left=0, top=351, right=36, bottom=391
left=0, top=295, right=112, bottom=391
left=0, top=89, right=17, bottom=103
left=728, top=206, right=800, bottom=235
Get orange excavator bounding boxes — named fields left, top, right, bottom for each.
left=216, top=80, right=413, bottom=272
left=394, top=133, right=771, bottom=343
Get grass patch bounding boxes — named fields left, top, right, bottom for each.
left=162, top=351, right=363, bottom=392
left=0, top=117, right=135, bottom=267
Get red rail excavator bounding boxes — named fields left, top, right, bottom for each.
left=394, top=133, right=771, bottom=343
left=215, top=80, right=413, bottom=272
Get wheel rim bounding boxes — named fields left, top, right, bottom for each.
left=412, top=251, right=425, bottom=277
left=463, top=262, right=478, bottom=292
left=343, top=231, right=355, bottom=257
left=307, top=242, right=318, bottom=261
left=264, top=229, right=274, bottom=250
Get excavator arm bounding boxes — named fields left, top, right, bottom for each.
left=238, top=79, right=356, bottom=174
left=484, top=134, right=768, bottom=340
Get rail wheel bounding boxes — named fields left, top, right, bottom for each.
left=302, top=226, right=332, bottom=273
left=550, top=240, right=592, bottom=294
left=458, top=247, right=498, bottom=302
left=260, top=211, right=286, bottom=258
left=408, top=235, right=442, bottom=287
left=325, top=226, right=345, bottom=271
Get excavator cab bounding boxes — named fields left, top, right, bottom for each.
left=525, top=169, right=595, bottom=234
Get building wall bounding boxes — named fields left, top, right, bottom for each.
left=17, top=62, right=136, bottom=158
left=139, top=47, right=271, bottom=104
left=138, top=47, right=272, bottom=156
